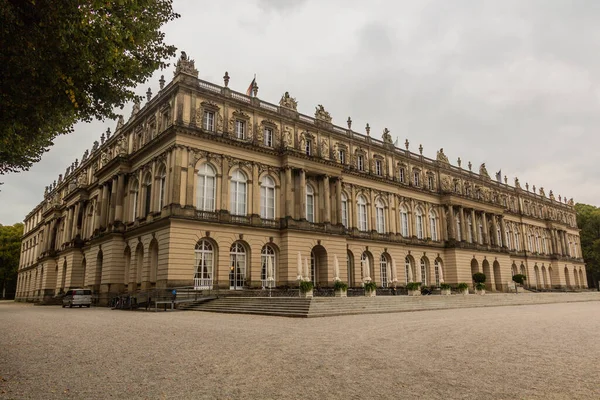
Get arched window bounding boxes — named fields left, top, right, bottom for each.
left=434, top=259, right=441, bottom=287
left=506, top=225, right=512, bottom=249
left=466, top=214, right=473, bottom=243
left=375, top=199, right=385, bottom=234
left=405, top=256, right=413, bottom=284
left=130, top=178, right=139, bottom=221
left=123, top=247, right=131, bottom=286
left=347, top=251, right=354, bottom=286
left=415, top=208, right=423, bottom=239
left=229, top=242, right=246, bottom=289
left=542, top=233, right=548, bottom=254
left=341, top=193, right=348, bottom=228
left=260, top=176, right=275, bottom=220
left=230, top=170, right=247, bottom=216
left=357, top=195, right=367, bottom=231
left=197, top=163, right=216, bottom=211
left=194, top=240, right=214, bottom=289
left=400, top=206, right=409, bottom=237
left=496, top=227, right=502, bottom=247
left=455, top=215, right=462, bottom=241
left=380, top=254, right=389, bottom=288
left=306, top=185, right=315, bottom=223
left=261, top=245, right=276, bottom=288
left=143, top=173, right=152, bottom=216
left=420, top=258, right=427, bottom=285
left=429, top=211, right=438, bottom=241
left=478, top=218, right=484, bottom=244
left=157, top=165, right=167, bottom=210
left=514, top=230, right=520, bottom=251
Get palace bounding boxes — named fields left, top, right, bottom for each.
left=15, top=53, right=587, bottom=304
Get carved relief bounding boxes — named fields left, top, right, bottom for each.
left=314, top=105, right=332, bottom=123
left=279, top=92, right=298, bottom=110
left=320, top=138, right=329, bottom=159
left=283, top=126, right=293, bottom=148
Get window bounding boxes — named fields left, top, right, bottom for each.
left=143, top=174, right=152, bottom=216
left=194, top=240, right=213, bottom=289
left=306, top=185, right=315, bottom=222
left=229, top=242, right=246, bottom=289
left=230, top=170, right=247, bottom=215
left=454, top=181, right=459, bottom=193
left=235, top=120, right=246, bottom=139
left=203, top=111, right=214, bottom=131
left=260, top=176, right=275, bottom=219
left=305, top=138, right=312, bottom=156
left=413, top=171, right=420, bottom=187
left=427, top=175, right=434, bottom=190
left=400, top=207, right=409, bottom=237
left=514, top=231, right=520, bottom=251
left=497, top=228, right=502, bottom=247
left=542, top=234, right=548, bottom=254
left=375, top=160, right=382, bottom=176
left=380, top=255, right=388, bottom=288
left=405, top=257, right=412, bottom=283
left=429, top=211, right=438, bottom=241
left=264, top=127, right=273, bottom=147
left=130, top=179, right=139, bottom=221
left=506, top=229, right=512, bottom=249
left=467, top=215, right=473, bottom=243
left=434, top=260, right=440, bottom=287
left=416, top=208, right=423, bottom=239
left=197, top=164, right=216, bottom=212
left=478, top=220, right=484, bottom=244
left=261, top=245, right=276, bottom=288
left=375, top=199, right=385, bottom=234
left=399, top=167, right=405, bottom=183
left=357, top=155, right=365, bottom=171
left=420, top=258, right=427, bottom=285
left=341, top=193, right=348, bottom=228
left=455, top=215, right=462, bottom=241
left=357, top=195, right=368, bottom=231
left=339, top=149, right=346, bottom=164
left=528, top=234, right=534, bottom=252
left=158, top=166, right=166, bottom=210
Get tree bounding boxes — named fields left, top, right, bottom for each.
left=0, top=0, right=179, bottom=174
left=575, top=203, right=600, bottom=289
left=512, top=274, right=526, bottom=294
left=0, top=223, right=23, bottom=299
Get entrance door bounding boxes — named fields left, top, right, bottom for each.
left=229, top=242, right=246, bottom=290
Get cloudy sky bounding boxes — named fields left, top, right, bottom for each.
left=2, top=0, right=600, bottom=225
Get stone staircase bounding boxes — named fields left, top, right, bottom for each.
left=181, top=292, right=600, bottom=318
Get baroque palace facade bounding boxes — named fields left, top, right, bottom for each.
left=16, top=53, right=587, bottom=303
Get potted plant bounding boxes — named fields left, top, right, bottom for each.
left=440, top=282, right=451, bottom=295
left=472, top=272, right=486, bottom=293
left=406, top=282, right=421, bottom=296
left=475, top=282, right=486, bottom=295
left=512, top=274, right=527, bottom=294
left=363, top=280, right=377, bottom=297
left=456, top=282, right=469, bottom=295
left=334, top=279, right=348, bottom=297
left=299, top=280, right=314, bottom=298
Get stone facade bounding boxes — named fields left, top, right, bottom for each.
left=15, top=53, right=587, bottom=304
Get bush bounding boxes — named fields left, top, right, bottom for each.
left=440, top=283, right=451, bottom=290
left=456, top=282, right=469, bottom=291
left=472, top=272, right=486, bottom=283
left=364, top=281, right=378, bottom=292
left=512, top=274, right=527, bottom=285
left=299, top=280, right=314, bottom=293
left=475, top=282, right=486, bottom=290
left=334, top=280, right=348, bottom=291
left=406, top=282, right=421, bottom=291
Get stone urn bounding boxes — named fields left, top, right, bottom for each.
left=335, top=289, right=347, bottom=298
left=301, top=289, right=313, bottom=298
left=476, top=288, right=486, bottom=295
left=408, top=290, right=422, bottom=296
left=365, top=289, right=376, bottom=297
left=441, top=288, right=451, bottom=296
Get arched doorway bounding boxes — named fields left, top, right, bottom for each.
left=149, top=239, right=158, bottom=285
left=511, top=263, right=517, bottom=277
left=434, top=258, right=443, bottom=287
left=548, top=266, right=553, bottom=288
left=482, top=259, right=492, bottom=290
left=419, top=257, right=429, bottom=286
left=135, top=243, right=144, bottom=285
left=194, top=239, right=215, bottom=290
left=564, top=266, right=571, bottom=288
left=95, top=250, right=103, bottom=291
left=471, top=258, right=479, bottom=282
left=123, top=247, right=131, bottom=288
left=360, top=251, right=373, bottom=284
left=311, top=245, right=328, bottom=286
left=61, top=260, right=67, bottom=292
left=493, top=261, right=502, bottom=291
left=579, top=269, right=585, bottom=288
left=541, top=266, right=548, bottom=289
left=404, top=255, right=416, bottom=284
left=573, top=268, right=579, bottom=288
left=261, top=245, right=276, bottom=288
left=379, top=253, right=391, bottom=288
left=534, top=265, right=540, bottom=289
left=229, top=242, right=247, bottom=290
left=347, top=250, right=355, bottom=287
left=81, top=258, right=86, bottom=288
left=520, top=264, right=526, bottom=286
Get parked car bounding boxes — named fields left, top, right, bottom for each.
left=62, top=289, right=92, bottom=308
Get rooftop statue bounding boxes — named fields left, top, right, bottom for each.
left=279, top=92, right=298, bottom=111
left=514, top=177, right=521, bottom=189
left=382, top=128, right=393, bottom=144
left=314, top=104, right=332, bottom=122
left=479, top=163, right=490, bottom=179
left=436, top=148, right=449, bottom=163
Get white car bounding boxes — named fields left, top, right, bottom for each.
left=62, top=289, right=92, bottom=308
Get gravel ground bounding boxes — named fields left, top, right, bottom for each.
left=0, top=300, right=599, bottom=400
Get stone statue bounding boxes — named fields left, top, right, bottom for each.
left=130, top=99, right=140, bottom=119
left=382, top=128, right=393, bottom=144
left=174, top=51, right=198, bottom=77
left=283, top=126, right=293, bottom=148
left=479, top=163, right=490, bottom=179
left=514, top=177, right=521, bottom=189
left=82, top=149, right=89, bottom=161
left=333, top=142, right=340, bottom=161
left=92, top=141, right=99, bottom=152
left=436, top=148, right=449, bottom=163
left=299, top=132, right=307, bottom=152
left=100, top=150, right=109, bottom=166
left=441, top=176, right=452, bottom=191
left=549, top=190, right=555, bottom=200
left=279, top=92, right=298, bottom=111
left=116, top=135, right=128, bottom=155
left=77, top=171, right=87, bottom=187
left=568, top=198, right=574, bottom=205
left=115, top=115, right=124, bottom=132
left=539, top=187, right=545, bottom=197
left=314, top=104, right=332, bottom=123
left=320, top=139, right=329, bottom=158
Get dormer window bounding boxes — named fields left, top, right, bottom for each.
left=235, top=120, right=246, bottom=139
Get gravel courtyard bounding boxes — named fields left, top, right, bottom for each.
left=0, top=300, right=599, bottom=400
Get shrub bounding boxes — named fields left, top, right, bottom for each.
left=334, top=280, right=348, bottom=291
left=299, top=280, right=314, bottom=293
left=364, top=281, right=378, bottom=292
left=472, top=272, right=486, bottom=283
left=456, top=282, right=469, bottom=291
left=406, top=282, right=421, bottom=291
left=440, top=283, right=451, bottom=290
left=475, top=282, right=486, bottom=290
left=512, top=274, right=527, bottom=285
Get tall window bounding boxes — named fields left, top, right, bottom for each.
left=416, top=208, right=424, bottom=239
left=413, top=171, right=420, bottom=187
left=357, top=195, right=368, bottom=231
left=434, top=260, right=440, bottom=287
left=357, top=155, right=365, bottom=171
left=514, top=231, right=520, bottom=251
left=405, top=257, right=412, bottom=283
left=427, top=175, right=434, bottom=190
left=203, top=111, right=214, bottom=131
left=143, top=173, right=152, bottom=216
left=261, top=245, right=276, bottom=288
left=478, top=220, right=484, bottom=244
left=497, top=228, right=502, bottom=247
left=375, top=160, right=382, bottom=176
left=235, top=120, right=246, bottom=139
left=260, top=176, right=275, bottom=219
left=305, top=138, right=312, bottom=155
left=130, top=178, right=139, bottom=221
left=542, top=234, right=548, bottom=254
left=399, top=167, right=405, bottom=183
left=375, top=199, right=385, bottom=234
left=306, top=185, right=315, bottom=222
left=341, top=193, right=348, bottom=228
left=506, top=228, right=512, bottom=249
left=158, top=166, right=166, bottom=210
left=264, top=127, right=273, bottom=147
left=197, top=164, right=216, bottom=211
left=339, top=149, right=346, bottom=164
left=229, top=242, right=246, bottom=289
left=194, top=240, right=213, bottom=289
left=420, top=258, right=427, bottom=285
left=429, top=211, right=438, bottom=241
left=456, top=216, right=462, bottom=241
left=380, top=255, right=388, bottom=288
left=230, top=170, right=247, bottom=215
left=400, top=207, right=409, bottom=237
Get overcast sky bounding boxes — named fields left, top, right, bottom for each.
left=2, top=0, right=600, bottom=225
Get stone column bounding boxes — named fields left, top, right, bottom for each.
left=459, top=206, right=467, bottom=241
left=562, top=231, right=570, bottom=257
left=500, top=216, right=507, bottom=248
left=108, top=177, right=117, bottom=225
left=335, top=178, right=342, bottom=225
left=252, top=163, right=260, bottom=216
left=482, top=212, right=489, bottom=245
left=285, top=167, right=293, bottom=217
left=71, top=202, right=80, bottom=239
left=491, top=215, right=499, bottom=246
left=99, top=184, right=109, bottom=228
left=115, top=174, right=125, bottom=222
left=323, top=175, right=331, bottom=223
left=350, top=185, right=356, bottom=228
left=471, top=209, right=477, bottom=242
left=299, top=169, right=306, bottom=219
left=221, top=157, right=230, bottom=212
left=447, top=205, right=455, bottom=240
left=65, top=207, right=74, bottom=244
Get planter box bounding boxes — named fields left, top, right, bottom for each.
left=300, top=289, right=313, bottom=298
left=335, top=289, right=347, bottom=298
left=476, top=289, right=486, bottom=295
left=459, top=289, right=469, bottom=295
left=441, top=288, right=451, bottom=295
left=408, top=290, right=421, bottom=296
left=365, top=290, right=376, bottom=297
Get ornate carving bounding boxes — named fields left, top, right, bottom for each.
left=174, top=51, right=198, bottom=77
left=479, top=163, right=490, bottom=179
left=441, top=176, right=452, bottom=191
left=436, top=148, right=449, bottom=163
left=314, top=105, right=332, bottom=123
left=279, top=92, right=298, bottom=110
left=568, top=198, right=574, bottom=205
left=92, top=141, right=99, bottom=152
left=320, top=139, right=329, bottom=159
left=130, top=99, right=140, bottom=119
left=514, top=177, right=521, bottom=189
left=549, top=190, right=555, bottom=200
left=116, top=135, right=128, bottom=155
left=77, top=170, right=88, bottom=187
left=382, top=128, right=393, bottom=144
left=283, top=126, right=293, bottom=148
